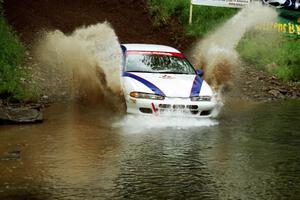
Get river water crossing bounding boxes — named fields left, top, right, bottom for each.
left=0, top=100, right=299, bottom=199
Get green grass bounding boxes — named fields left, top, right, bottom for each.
left=147, top=0, right=187, bottom=27
left=0, top=5, right=38, bottom=102
left=147, top=0, right=237, bottom=37
left=147, top=0, right=299, bottom=82
left=238, top=31, right=300, bottom=82
left=185, top=6, right=238, bottom=37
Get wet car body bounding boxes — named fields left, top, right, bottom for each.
left=121, top=44, right=216, bottom=117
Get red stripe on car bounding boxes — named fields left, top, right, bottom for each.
left=127, top=51, right=185, bottom=58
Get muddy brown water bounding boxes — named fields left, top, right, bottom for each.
left=0, top=100, right=300, bottom=200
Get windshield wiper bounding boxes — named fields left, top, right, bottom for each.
left=126, top=71, right=152, bottom=73
left=158, top=71, right=190, bottom=74
left=126, top=71, right=190, bottom=74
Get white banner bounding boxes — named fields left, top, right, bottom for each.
left=191, top=0, right=251, bottom=8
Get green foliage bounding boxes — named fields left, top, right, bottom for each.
left=147, top=0, right=299, bottom=82
left=0, top=7, right=39, bottom=101
left=238, top=31, right=300, bottom=82
left=148, top=0, right=189, bottom=26
left=147, top=0, right=237, bottom=37
left=185, top=6, right=237, bottom=37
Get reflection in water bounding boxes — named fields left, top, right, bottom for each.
left=0, top=100, right=300, bottom=199
left=114, top=130, right=219, bottom=199
left=39, top=104, right=121, bottom=199
left=0, top=103, right=121, bottom=199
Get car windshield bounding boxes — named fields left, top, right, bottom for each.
left=125, top=53, right=196, bottom=74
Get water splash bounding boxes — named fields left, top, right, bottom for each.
left=34, top=22, right=123, bottom=105
left=114, top=115, right=218, bottom=134
left=191, top=4, right=278, bottom=93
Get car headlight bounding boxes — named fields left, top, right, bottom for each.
left=190, top=96, right=212, bottom=101
left=130, top=92, right=165, bottom=100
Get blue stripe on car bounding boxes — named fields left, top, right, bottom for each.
left=122, top=72, right=166, bottom=96
left=190, top=75, right=203, bottom=97
left=121, top=45, right=127, bottom=54
left=120, top=45, right=127, bottom=71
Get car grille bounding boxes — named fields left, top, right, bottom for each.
left=138, top=103, right=212, bottom=116
left=156, top=104, right=211, bottom=116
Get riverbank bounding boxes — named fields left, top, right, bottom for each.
left=229, top=64, right=300, bottom=101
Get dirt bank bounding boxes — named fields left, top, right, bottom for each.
left=3, top=0, right=300, bottom=102
left=3, top=0, right=191, bottom=50
left=229, top=64, right=300, bottom=101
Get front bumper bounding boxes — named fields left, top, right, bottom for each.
left=125, top=96, right=217, bottom=117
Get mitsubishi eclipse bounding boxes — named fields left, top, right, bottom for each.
left=121, top=44, right=217, bottom=117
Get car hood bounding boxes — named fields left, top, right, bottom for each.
left=123, top=72, right=212, bottom=98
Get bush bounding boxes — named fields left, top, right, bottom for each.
left=0, top=5, right=38, bottom=101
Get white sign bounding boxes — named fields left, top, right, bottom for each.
left=192, top=0, right=250, bottom=8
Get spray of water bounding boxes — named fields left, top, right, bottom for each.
left=114, top=115, right=218, bottom=134
left=191, top=4, right=278, bottom=93
left=31, top=5, right=278, bottom=123
left=34, top=22, right=123, bottom=106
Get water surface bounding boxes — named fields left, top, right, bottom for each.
left=0, top=100, right=299, bottom=199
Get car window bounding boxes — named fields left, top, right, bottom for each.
left=125, top=54, right=196, bottom=74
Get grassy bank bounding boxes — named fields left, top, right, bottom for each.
left=147, top=0, right=237, bottom=37
left=238, top=31, right=300, bottom=82
left=147, top=0, right=300, bottom=82
left=0, top=4, right=37, bottom=102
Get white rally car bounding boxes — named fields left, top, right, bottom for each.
left=121, top=44, right=217, bottom=117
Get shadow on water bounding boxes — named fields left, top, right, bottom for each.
left=0, top=100, right=300, bottom=199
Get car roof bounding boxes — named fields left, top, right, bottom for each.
left=122, top=44, right=181, bottom=53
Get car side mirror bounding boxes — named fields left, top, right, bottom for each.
left=196, top=69, right=204, bottom=77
